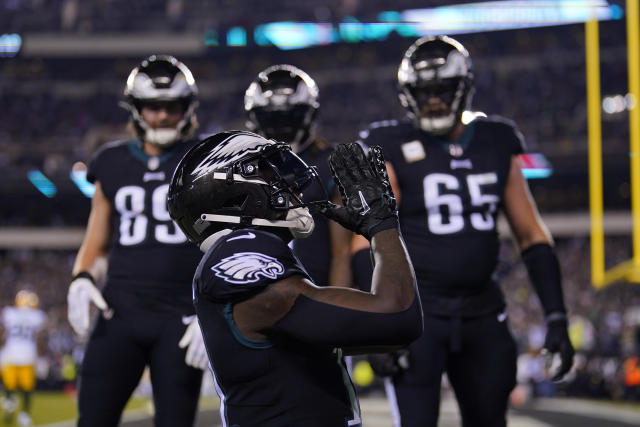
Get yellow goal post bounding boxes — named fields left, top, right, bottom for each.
left=588, top=0, right=640, bottom=288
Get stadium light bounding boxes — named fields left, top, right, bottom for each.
left=518, top=153, right=553, bottom=179
left=70, top=162, right=95, bottom=198
left=27, top=170, right=57, bottom=198
left=233, top=0, right=621, bottom=50
left=0, top=33, right=21, bottom=57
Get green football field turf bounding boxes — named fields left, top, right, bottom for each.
left=0, top=391, right=146, bottom=426
left=1, top=392, right=219, bottom=426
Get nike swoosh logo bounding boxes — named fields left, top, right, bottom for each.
left=228, top=232, right=256, bottom=241
left=182, top=315, right=196, bottom=325
left=358, top=191, right=371, bottom=216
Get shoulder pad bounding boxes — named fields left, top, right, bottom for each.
left=87, top=140, right=135, bottom=184
left=473, top=114, right=518, bottom=129
left=368, top=119, right=399, bottom=130
left=474, top=115, right=526, bottom=153
left=357, top=119, right=406, bottom=142
left=195, top=229, right=309, bottom=302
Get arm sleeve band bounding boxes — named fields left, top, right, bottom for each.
left=521, top=243, right=566, bottom=316
left=272, top=294, right=423, bottom=349
left=71, top=271, right=95, bottom=283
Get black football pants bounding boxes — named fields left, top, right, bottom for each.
left=388, top=311, right=517, bottom=427
left=77, top=288, right=203, bottom=427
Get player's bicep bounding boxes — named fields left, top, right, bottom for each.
left=274, top=278, right=420, bottom=348
left=502, top=156, right=551, bottom=249
left=234, top=275, right=421, bottom=346
left=233, top=275, right=372, bottom=335
left=232, top=275, right=306, bottom=341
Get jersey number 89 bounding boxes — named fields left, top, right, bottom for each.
left=114, top=184, right=187, bottom=245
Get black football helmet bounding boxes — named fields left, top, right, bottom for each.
left=123, top=55, right=198, bottom=147
left=244, top=64, right=319, bottom=153
left=167, top=131, right=326, bottom=249
left=397, top=36, right=474, bottom=136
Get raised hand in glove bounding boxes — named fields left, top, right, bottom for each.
left=315, top=143, right=397, bottom=240
left=367, top=349, right=410, bottom=377
left=543, top=316, right=575, bottom=381
left=179, top=316, right=209, bottom=370
left=67, top=272, right=110, bottom=337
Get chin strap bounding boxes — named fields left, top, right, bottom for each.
left=200, top=207, right=314, bottom=240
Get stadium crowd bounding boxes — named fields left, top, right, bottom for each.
left=0, top=21, right=630, bottom=220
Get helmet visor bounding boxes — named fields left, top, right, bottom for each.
left=410, top=78, right=461, bottom=108
left=257, top=146, right=328, bottom=207
left=252, top=105, right=313, bottom=142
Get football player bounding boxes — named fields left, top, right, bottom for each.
left=67, top=55, right=207, bottom=427
left=167, top=131, right=423, bottom=427
left=245, top=64, right=352, bottom=287
left=0, top=290, right=46, bottom=427
left=352, top=36, right=575, bottom=427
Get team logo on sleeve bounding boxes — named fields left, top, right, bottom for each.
left=211, top=252, right=285, bottom=284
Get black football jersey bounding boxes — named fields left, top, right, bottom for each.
left=359, top=117, right=524, bottom=298
left=193, top=229, right=361, bottom=427
left=87, top=139, right=202, bottom=301
left=291, top=143, right=335, bottom=286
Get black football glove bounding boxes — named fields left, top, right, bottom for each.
left=315, top=143, right=397, bottom=240
left=367, top=349, right=410, bottom=377
left=543, top=318, right=575, bottom=381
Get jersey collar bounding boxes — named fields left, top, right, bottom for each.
left=127, top=140, right=184, bottom=170
left=428, top=121, right=476, bottom=155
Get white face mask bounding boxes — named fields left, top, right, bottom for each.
left=286, top=207, right=315, bottom=239
left=145, top=127, right=180, bottom=147
left=199, top=207, right=315, bottom=241
left=419, top=113, right=456, bottom=135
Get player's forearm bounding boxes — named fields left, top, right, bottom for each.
left=522, top=242, right=566, bottom=316
left=370, top=228, right=417, bottom=311
left=328, top=255, right=352, bottom=287
left=328, top=221, right=354, bottom=287
left=72, top=241, right=108, bottom=276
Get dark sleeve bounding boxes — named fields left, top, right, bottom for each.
left=522, top=243, right=566, bottom=315
left=498, top=116, right=526, bottom=155
left=480, top=116, right=526, bottom=156
left=272, top=295, right=423, bottom=350
left=194, top=230, right=311, bottom=303
left=86, top=144, right=111, bottom=184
